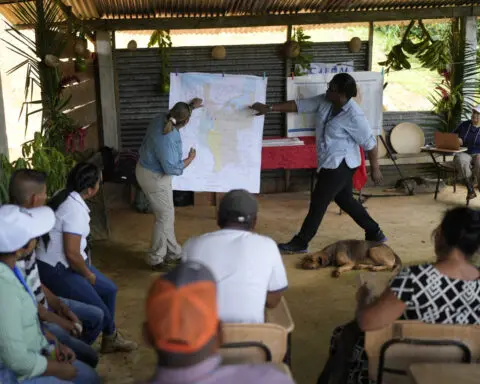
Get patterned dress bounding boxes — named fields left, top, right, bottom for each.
left=329, top=264, right=480, bottom=384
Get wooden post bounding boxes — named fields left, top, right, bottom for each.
left=367, top=21, right=374, bottom=71
left=284, top=25, right=293, bottom=192
left=461, top=16, right=477, bottom=116
left=96, top=31, right=119, bottom=149
left=0, top=74, right=7, bottom=158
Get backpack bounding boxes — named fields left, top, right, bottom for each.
left=133, top=186, right=152, bottom=214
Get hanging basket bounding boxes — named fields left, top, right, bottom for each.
left=74, top=38, right=88, bottom=56
left=348, top=37, right=362, bottom=53
left=283, top=40, right=300, bottom=58
left=45, top=54, right=60, bottom=68
left=211, top=46, right=226, bottom=60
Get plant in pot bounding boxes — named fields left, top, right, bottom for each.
left=148, top=30, right=173, bottom=94
left=285, top=28, right=313, bottom=76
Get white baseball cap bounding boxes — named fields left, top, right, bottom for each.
left=0, top=205, right=56, bottom=253
left=473, top=105, right=480, bottom=113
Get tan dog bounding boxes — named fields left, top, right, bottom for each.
left=301, top=240, right=401, bottom=278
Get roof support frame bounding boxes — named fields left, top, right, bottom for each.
left=41, top=6, right=480, bottom=31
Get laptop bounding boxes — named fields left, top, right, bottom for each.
left=434, top=131, right=461, bottom=150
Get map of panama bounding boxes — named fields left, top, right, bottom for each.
left=169, top=72, right=267, bottom=193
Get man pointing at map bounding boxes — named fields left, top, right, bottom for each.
left=250, top=73, right=387, bottom=254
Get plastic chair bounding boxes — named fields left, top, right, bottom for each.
left=220, top=322, right=294, bottom=380
left=265, top=297, right=295, bottom=366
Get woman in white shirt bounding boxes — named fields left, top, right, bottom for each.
left=36, top=163, right=137, bottom=353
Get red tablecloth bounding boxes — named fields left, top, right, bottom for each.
left=261, top=137, right=317, bottom=170
left=261, top=137, right=368, bottom=191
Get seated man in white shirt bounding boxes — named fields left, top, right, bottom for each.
left=181, top=189, right=288, bottom=323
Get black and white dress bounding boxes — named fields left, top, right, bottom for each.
left=329, top=264, right=480, bottom=384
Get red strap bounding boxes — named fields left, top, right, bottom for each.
left=353, top=147, right=368, bottom=191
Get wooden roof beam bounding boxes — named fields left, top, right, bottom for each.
left=67, top=6, right=479, bottom=31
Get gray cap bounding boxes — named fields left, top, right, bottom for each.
left=218, top=189, right=258, bottom=224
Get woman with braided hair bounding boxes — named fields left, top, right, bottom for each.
left=36, top=162, right=137, bottom=354
left=318, top=207, right=480, bottom=384
left=136, top=98, right=203, bottom=270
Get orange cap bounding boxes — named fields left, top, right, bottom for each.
left=146, top=261, right=218, bottom=354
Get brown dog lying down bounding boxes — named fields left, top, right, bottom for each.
left=301, top=240, right=402, bottom=278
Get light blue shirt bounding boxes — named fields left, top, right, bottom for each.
left=138, top=114, right=185, bottom=175
left=296, top=94, right=377, bottom=170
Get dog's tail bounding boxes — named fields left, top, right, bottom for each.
left=392, top=253, right=402, bottom=274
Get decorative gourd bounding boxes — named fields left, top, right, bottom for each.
left=211, top=46, right=226, bottom=60
left=348, top=37, right=362, bottom=53
left=127, top=40, right=137, bottom=50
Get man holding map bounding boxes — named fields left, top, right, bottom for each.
left=250, top=73, right=387, bottom=254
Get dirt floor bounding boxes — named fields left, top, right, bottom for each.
left=92, top=185, right=477, bottom=383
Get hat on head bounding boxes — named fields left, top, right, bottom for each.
left=473, top=105, right=480, bottom=114
left=146, top=261, right=218, bottom=354
left=218, top=189, right=258, bottom=224
left=0, top=205, right=55, bottom=253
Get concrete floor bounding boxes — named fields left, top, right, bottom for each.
left=93, top=185, right=476, bottom=383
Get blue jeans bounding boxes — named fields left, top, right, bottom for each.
left=37, top=261, right=117, bottom=336
left=20, top=361, right=99, bottom=384
left=43, top=322, right=98, bottom=368
left=59, top=298, right=104, bottom=345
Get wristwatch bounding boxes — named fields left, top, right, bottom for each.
left=267, top=104, right=273, bottom=112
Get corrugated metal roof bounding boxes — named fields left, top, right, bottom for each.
left=0, top=0, right=478, bottom=24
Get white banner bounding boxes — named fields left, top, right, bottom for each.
left=286, top=71, right=383, bottom=137
left=169, top=72, right=267, bottom=193
left=295, top=61, right=354, bottom=75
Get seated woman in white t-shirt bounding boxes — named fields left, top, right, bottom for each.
left=35, top=163, right=137, bottom=353
left=181, top=189, right=288, bottom=323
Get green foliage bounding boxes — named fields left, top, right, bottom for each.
left=148, top=30, right=172, bottom=92
left=2, top=0, right=76, bottom=150
left=378, top=20, right=415, bottom=73
left=292, top=27, right=313, bottom=76
left=0, top=133, right=74, bottom=204
left=22, top=133, right=74, bottom=195
left=377, top=19, right=480, bottom=132
left=0, top=0, right=81, bottom=201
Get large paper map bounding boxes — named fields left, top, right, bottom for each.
left=287, top=72, right=383, bottom=137
left=169, top=72, right=267, bottom=193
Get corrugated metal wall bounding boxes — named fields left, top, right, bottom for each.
left=114, top=41, right=369, bottom=150
left=301, top=41, right=369, bottom=71
left=114, top=41, right=442, bottom=192
left=115, top=44, right=286, bottom=151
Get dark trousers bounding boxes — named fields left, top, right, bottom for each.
left=296, top=161, right=380, bottom=246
